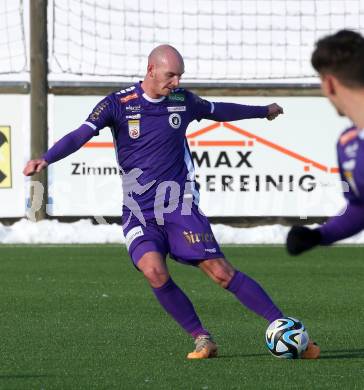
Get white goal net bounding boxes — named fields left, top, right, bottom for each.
left=0, top=0, right=27, bottom=75
left=1, top=1, right=364, bottom=83
left=50, top=0, right=364, bottom=83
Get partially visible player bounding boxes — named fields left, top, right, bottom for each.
left=24, top=45, right=319, bottom=359
left=287, top=30, right=364, bottom=254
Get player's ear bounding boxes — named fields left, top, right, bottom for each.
left=147, top=64, right=155, bottom=78
left=326, top=75, right=337, bottom=96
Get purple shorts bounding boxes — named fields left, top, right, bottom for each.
left=122, top=204, right=225, bottom=268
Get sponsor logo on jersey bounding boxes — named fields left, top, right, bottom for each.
left=340, top=128, right=358, bottom=145
left=128, top=120, right=140, bottom=139
left=126, top=113, right=141, bottom=119
left=342, top=159, right=356, bottom=170
left=125, top=226, right=144, bottom=249
left=183, top=230, right=215, bottom=245
left=344, top=142, right=358, bottom=158
left=90, top=101, right=109, bottom=121
left=168, top=93, right=185, bottom=102
left=0, top=126, right=12, bottom=188
left=167, top=106, right=186, bottom=112
left=169, top=113, right=181, bottom=129
left=126, top=104, right=141, bottom=112
left=120, top=92, right=138, bottom=103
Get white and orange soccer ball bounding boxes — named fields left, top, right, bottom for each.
left=265, top=317, right=309, bottom=359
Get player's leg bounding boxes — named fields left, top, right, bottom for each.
left=165, top=203, right=283, bottom=358
left=198, top=257, right=320, bottom=358
left=165, top=203, right=283, bottom=322
left=136, top=250, right=213, bottom=357
left=124, top=216, right=212, bottom=350
left=123, top=207, right=217, bottom=360
left=137, top=250, right=169, bottom=288
left=198, top=257, right=283, bottom=323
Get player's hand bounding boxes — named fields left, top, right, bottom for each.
left=23, top=159, right=48, bottom=176
left=286, top=226, right=322, bottom=255
left=266, top=103, right=283, bottom=121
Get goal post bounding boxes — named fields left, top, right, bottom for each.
left=30, top=0, right=48, bottom=221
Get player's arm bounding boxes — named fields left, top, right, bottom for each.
left=286, top=202, right=364, bottom=255
left=287, top=147, right=364, bottom=255
left=23, top=97, right=113, bottom=176
left=208, top=102, right=283, bottom=122
left=188, top=92, right=283, bottom=122
left=23, top=124, right=95, bottom=176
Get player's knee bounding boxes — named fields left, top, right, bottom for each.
left=209, top=264, right=235, bottom=288
left=142, top=267, right=169, bottom=288
left=212, top=268, right=234, bottom=288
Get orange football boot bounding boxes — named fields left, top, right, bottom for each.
left=187, top=335, right=218, bottom=359
left=301, top=340, right=320, bottom=359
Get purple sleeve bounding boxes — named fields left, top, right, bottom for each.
left=188, top=92, right=268, bottom=121
left=84, top=95, right=114, bottom=131
left=43, top=124, right=95, bottom=164
left=209, top=102, right=268, bottom=121
left=318, top=202, right=364, bottom=244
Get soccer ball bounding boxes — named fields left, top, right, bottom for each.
left=265, top=317, right=309, bottom=359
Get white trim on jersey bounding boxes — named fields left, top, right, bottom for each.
left=210, top=101, right=215, bottom=114
left=83, top=121, right=97, bottom=130
left=142, top=93, right=166, bottom=103
left=359, top=128, right=364, bottom=139
left=184, top=140, right=200, bottom=205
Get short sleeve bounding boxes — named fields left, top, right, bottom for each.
left=84, top=95, right=114, bottom=133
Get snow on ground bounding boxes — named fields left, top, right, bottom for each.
left=1, top=219, right=364, bottom=245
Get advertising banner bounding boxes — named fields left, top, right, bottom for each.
left=49, top=94, right=350, bottom=217
left=0, top=95, right=29, bottom=217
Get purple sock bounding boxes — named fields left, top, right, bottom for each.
left=152, top=278, right=209, bottom=338
left=227, top=271, right=283, bottom=323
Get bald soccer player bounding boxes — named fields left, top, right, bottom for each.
left=24, top=45, right=319, bottom=359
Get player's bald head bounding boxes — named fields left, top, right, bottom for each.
left=148, top=45, right=184, bottom=70
left=142, top=45, right=184, bottom=98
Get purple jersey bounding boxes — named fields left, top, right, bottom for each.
left=318, top=126, right=364, bottom=244
left=84, top=83, right=212, bottom=215
left=336, top=126, right=364, bottom=204
left=83, top=82, right=267, bottom=218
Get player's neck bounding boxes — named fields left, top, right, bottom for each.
left=140, top=80, right=162, bottom=100
left=343, top=91, right=364, bottom=129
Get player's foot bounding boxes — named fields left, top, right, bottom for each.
left=301, top=340, right=320, bottom=359
left=187, top=335, right=218, bottom=359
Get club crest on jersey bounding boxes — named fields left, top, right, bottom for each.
left=128, top=120, right=140, bottom=139
left=169, top=113, right=181, bottom=129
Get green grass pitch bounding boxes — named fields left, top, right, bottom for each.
left=0, top=245, right=363, bottom=389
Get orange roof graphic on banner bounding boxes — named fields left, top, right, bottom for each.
left=187, top=122, right=339, bottom=174
left=83, top=121, right=339, bottom=174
